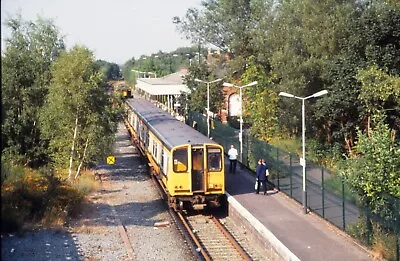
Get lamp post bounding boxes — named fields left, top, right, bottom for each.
left=222, top=81, right=258, bottom=163
left=194, top=78, right=222, bottom=138
left=278, top=90, right=328, bottom=214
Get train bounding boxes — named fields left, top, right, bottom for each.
left=115, top=84, right=133, bottom=99
left=124, top=97, right=225, bottom=211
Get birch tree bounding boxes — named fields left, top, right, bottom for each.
left=1, top=15, right=65, bottom=166
left=40, top=46, right=118, bottom=179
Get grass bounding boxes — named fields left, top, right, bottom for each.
left=1, top=161, right=98, bottom=233
left=269, top=136, right=302, bottom=155
left=348, top=220, right=399, bottom=261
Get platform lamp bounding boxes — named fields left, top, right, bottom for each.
left=222, top=81, right=258, bottom=163
left=194, top=78, right=222, bottom=138
left=278, top=90, right=328, bottom=214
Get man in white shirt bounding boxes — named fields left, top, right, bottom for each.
left=228, top=144, right=238, bottom=174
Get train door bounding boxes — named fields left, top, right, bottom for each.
left=191, top=147, right=204, bottom=193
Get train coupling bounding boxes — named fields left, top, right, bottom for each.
left=193, top=204, right=207, bottom=210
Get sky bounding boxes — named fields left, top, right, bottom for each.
left=1, top=0, right=202, bottom=65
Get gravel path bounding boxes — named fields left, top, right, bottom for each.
left=2, top=123, right=194, bottom=261
left=1, top=122, right=270, bottom=261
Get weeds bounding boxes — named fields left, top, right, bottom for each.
left=1, top=158, right=97, bottom=233
left=349, top=218, right=399, bottom=261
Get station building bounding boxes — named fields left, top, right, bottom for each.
left=134, top=50, right=241, bottom=124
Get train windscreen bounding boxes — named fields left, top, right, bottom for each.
left=207, top=148, right=222, bottom=172
left=173, top=147, right=188, bottom=172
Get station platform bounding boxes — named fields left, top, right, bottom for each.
left=224, top=161, right=373, bottom=261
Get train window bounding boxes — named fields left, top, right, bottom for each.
left=145, top=131, right=149, bottom=148
left=173, top=148, right=188, bottom=172
left=208, top=148, right=222, bottom=172
left=153, top=141, right=158, bottom=160
left=164, top=154, right=169, bottom=175
left=140, top=125, right=144, bottom=140
left=160, top=149, right=164, bottom=169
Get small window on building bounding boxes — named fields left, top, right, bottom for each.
left=229, top=93, right=240, bottom=116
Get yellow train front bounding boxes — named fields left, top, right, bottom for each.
left=115, top=84, right=133, bottom=99
left=125, top=97, right=225, bottom=211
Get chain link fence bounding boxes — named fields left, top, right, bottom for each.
left=188, top=111, right=400, bottom=261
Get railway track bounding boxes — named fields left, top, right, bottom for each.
left=126, top=121, right=251, bottom=260
left=148, top=162, right=251, bottom=260
left=178, top=212, right=251, bottom=261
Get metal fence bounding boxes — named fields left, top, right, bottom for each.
left=188, top=111, right=400, bottom=261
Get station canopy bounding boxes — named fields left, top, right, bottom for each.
left=136, top=69, right=190, bottom=96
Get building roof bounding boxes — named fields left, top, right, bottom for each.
left=136, top=69, right=189, bottom=96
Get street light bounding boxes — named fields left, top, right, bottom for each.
left=194, top=78, right=222, bottom=138
left=278, top=89, right=328, bottom=214
left=222, top=81, right=258, bottom=163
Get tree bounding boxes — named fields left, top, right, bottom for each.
left=1, top=15, right=65, bottom=167
left=174, top=0, right=260, bottom=59
left=183, top=62, right=224, bottom=115
left=40, top=46, right=118, bottom=179
left=96, top=60, right=121, bottom=81
left=240, top=57, right=279, bottom=141
left=357, top=65, right=400, bottom=137
left=340, top=114, right=400, bottom=219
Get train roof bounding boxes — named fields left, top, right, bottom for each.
left=126, top=97, right=219, bottom=150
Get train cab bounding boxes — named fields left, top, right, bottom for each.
left=169, top=144, right=224, bottom=210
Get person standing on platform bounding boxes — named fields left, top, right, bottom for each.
left=256, top=159, right=267, bottom=195
left=228, top=144, right=238, bottom=174
left=262, top=159, right=270, bottom=194
left=255, top=159, right=262, bottom=193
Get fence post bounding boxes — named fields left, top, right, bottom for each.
left=322, top=167, right=325, bottom=219
left=396, top=198, right=399, bottom=261
left=276, top=148, right=280, bottom=190
left=342, top=175, right=346, bottom=231
left=289, top=153, right=293, bottom=198
left=246, top=133, right=249, bottom=167
left=366, top=209, right=371, bottom=246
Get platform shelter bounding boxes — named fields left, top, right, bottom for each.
left=135, top=69, right=189, bottom=114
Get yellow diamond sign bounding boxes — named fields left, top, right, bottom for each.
left=107, top=156, right=115, bottom=165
